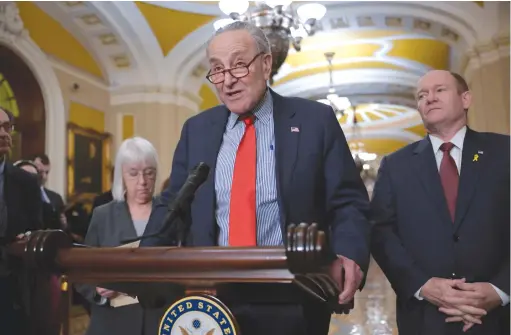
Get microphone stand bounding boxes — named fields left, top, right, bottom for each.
left=120, top=162, right=209, bottom=246
left=120, top=197, right=193, bottom=246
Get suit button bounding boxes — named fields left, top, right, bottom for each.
left=453, top=234, right=459, bottom=242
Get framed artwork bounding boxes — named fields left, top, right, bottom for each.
left=67, top=123, right=112, bottom=205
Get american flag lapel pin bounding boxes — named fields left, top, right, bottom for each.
left=291, top=126, right=300, bottom=132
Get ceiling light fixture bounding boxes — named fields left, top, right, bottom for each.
left=216, top=1, right=327, bottom=84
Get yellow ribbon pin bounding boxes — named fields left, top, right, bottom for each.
left=473, top=154, right=479, bottom=162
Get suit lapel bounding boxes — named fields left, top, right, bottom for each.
left=203, top=108, right=229, bottom=178
left=201, top=108, right=229, bottom=233
left=412, top=138, right=453, bottom=226
left=454, top=129, right=486, bottom=231
left=141, top=198, right=163, bottom=236
left=114, top=202, right=138, bottom=242
left=272, top=91, right=299, bottom=225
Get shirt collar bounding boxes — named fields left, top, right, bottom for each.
left=227, top=88, right=273, bottom=129
left=429, top=126, right=467, bottom=153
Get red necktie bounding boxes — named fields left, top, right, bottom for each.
left=229, top=115, right=257, bottom=246
left=439, top=142, right=459, bottom=222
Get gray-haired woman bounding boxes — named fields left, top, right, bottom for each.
left=77, top=136, right=165, bottom=335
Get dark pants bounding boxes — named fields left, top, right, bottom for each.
left=0, top=276, right=26, bottom=335
left=229, top=302, right=331, bottom=335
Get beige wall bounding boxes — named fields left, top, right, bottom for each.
left=50, top=64, right=200, bottom=198
left=109, top=102, right=198, bottom=189
left=467, top=55, right=510, bottom=135
left=53, top=68, right=110, bottom=116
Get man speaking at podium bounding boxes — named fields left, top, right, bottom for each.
left=142, top=21, right=371, bottom=335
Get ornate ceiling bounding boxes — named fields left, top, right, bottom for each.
left=14, top=1, right=507, bottom=155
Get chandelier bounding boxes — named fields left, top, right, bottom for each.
left=317, top=52, right=378, bottom=182
left=216, top=1, right=327, bottom=84
left=317, top=52, right=352, bottom=115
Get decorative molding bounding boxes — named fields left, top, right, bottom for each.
left=0, top=2, right=27, bottom=42
left=109, top=91, right=199, bottom=112
left=164, top=19, right=216, bottom=88
left=343, top=128, right=423, bottom=143
left=272, top=56, right=431, bottom=86
left=463, top=34, right=511, bottom=82
left=322, top=2, right=478, bottom=46
left=36, top=2, right=111, bottom=81
left=89, top=1, right=164, bottom=88
left=39, top=1, right=167, bottom=89
left=157, top=1, right=500, bottom=113
left=143, top=1, right=222, bottom=16
left=0, top=2, right=66, bottom=196
left=339, top=103, right=422, bottom=130
left=48, top=55, right=110, bottom=91
left=273, top=69, right=421, bottom=98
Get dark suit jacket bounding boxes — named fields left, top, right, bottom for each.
left=76, top=199, right=166, bottom=335
left=141, top=90, right=370, bottom=320
left=40, top=188, right=64, bottom=230
left=1, top=163, right=43, bottom=334
left=44, top=188, right=64, bottom=214
left=3, top=163, right=43, bottom=238
left=370, top=128, right=510, bottom=335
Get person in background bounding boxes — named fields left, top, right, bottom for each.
left=14, top=160, right=60, bottom=230
left=32, top=154, right=65, bottom=216
left=370, top=70, right=509, bottom=335
left=65, top=202, right=90, bottom=243
left=13, top=159, right=62, bottom=334
left=142, top=21, right=370, bottom=335
left=91, top=169, right=114, bottom=213
left=0, top=107, right=43, bottom=335
left=76, top=136, right=166, bottom=335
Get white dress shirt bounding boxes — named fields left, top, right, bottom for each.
left=41, top=186, right=51, bottom=204
left=414, top=126, right=509, bottom=306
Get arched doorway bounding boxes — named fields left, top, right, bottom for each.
left=0, top=45, right=45, bottom=161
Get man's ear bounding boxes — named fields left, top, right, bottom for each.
left=262, top=53, right=273, bottom=81
left=461, top=91, right=472, bottom=110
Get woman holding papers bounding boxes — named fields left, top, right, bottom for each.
left=76, top=137, right=165, bottom=335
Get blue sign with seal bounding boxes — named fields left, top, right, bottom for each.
left=159, top=295, right=237, bottom=335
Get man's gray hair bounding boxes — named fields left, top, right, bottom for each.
left=207, top=21, right=271, bottom=55
left=111, top=136, right=159, bottom=201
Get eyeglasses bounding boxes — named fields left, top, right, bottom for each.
left=206, top=52, right=265, bottom=84
left=124, top=168, right=157, bottom=180
left=0, top=121, right=14, bottom=134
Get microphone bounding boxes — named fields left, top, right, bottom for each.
left=121, top=162, right=210, bottom=245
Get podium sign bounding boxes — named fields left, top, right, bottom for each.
left=159, top=295, right=238, bottom=335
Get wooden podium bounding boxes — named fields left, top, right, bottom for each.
left=8, top=223, right=353, bottom=335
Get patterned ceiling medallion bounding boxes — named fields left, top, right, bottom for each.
left=98, top=33, right=118, bottom=45
left=111, top=55, right=131, bottom=68
left=80, top=14, right=101, bottom=25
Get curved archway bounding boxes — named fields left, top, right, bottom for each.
left=0, top=45, right=45, bottom=160
left=88, top=1, right=164, bottom=87
left=273, top=69, right=420, bottom=98
left=163, top=1, right=481, bottom=99
left=0, top=34, right=67, bottom=197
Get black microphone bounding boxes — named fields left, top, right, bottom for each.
left=121, top=162, right=210, bottom=245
